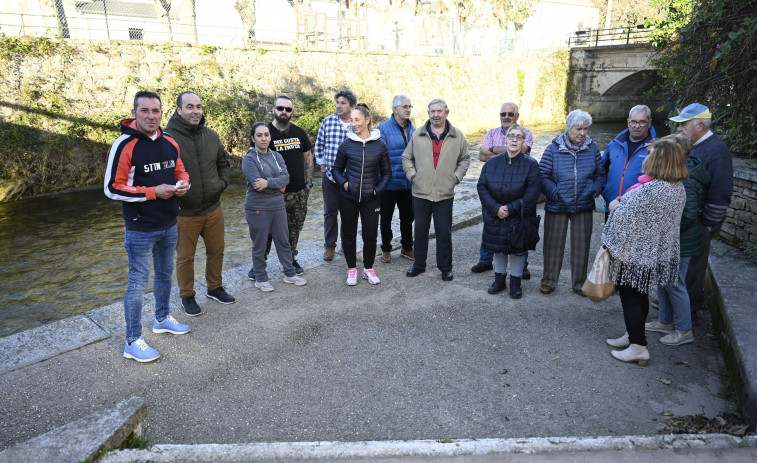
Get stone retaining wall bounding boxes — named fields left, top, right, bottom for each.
left=720, top=162, right=757, bottom=246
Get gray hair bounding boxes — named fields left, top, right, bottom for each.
left=502, top=102, right=520, bottom=114
left=392, top=95, right=411, bottom=108
left=628, top=105, right=651, bottom=120
left=565, top=109, right=592, bottom=130
left=428, top=98, right=448, bottom=111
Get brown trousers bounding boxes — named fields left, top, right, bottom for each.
left=176, top=205, right=225, bottom=299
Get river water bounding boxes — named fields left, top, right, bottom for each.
left=1, top=122, right=652, bottom=337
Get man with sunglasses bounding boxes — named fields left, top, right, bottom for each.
left=472, top=102, right=534, bottom=275
left=601, top=105, right=656, bottom=220
left=262, top=95, right=313, bottom=276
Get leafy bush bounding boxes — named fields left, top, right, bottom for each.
left=293, top=94, right=335, bottom=138
left=648, top=0, right=757, bottom=157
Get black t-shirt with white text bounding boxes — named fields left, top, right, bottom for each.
left=268, top=123, right=313, bottom=192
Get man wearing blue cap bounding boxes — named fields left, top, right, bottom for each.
left=669, top=103, right=733, bottom=314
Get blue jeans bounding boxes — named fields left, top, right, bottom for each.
left=124, top=225, right=177, bottom=343
left=657, top=256, right=692, bottom=331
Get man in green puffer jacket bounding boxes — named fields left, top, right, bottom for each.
left=164, top=91, right=234, bottom=316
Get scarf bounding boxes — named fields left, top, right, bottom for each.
left=557, top=132, right=593, bottom=154
left=602, top=179, right=686, bottom=294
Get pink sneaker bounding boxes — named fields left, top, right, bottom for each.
left=362, top=268, right=381, bottom=285
left=346, top=268, right=359, bottom=286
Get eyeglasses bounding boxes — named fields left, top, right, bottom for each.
left=628, top=119, right=649, bottom=127
left=275, top=106, right=293, bottom=113
left=506, top=134, right=525, bottom=140
left=500, top=112, right=516, bottom=117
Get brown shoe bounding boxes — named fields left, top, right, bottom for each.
left=323, top=246, right=335, bottom=261
left=540, top=284, right=554, bottom=294
left=381, top=252, right=392, bottom=263
left=400, top=249, right=415, bottom=261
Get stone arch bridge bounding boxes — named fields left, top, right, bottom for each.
left=568, top=28, right=672, bottom=122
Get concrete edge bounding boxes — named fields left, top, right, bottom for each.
left=99, top=434, right=757, bottom=462
left=706, top=240, right=757, bottom=429
left=0, top=396, right=146, bottom=463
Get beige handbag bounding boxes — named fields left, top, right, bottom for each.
left=581, top=246, right=617, bottom=302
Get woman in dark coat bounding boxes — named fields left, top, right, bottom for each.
left=538, top=109, right=605, bottom=296
left=332, top=103, right=392, bottom=286
left=477, top=124, right=541, bottom=299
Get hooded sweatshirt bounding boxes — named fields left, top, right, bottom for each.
left=104, top=119, right=189, bottom=231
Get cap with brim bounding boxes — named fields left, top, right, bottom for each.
left=669, top=103, right=712, bottom=122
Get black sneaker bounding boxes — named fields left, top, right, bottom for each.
left=292, top=259, right=305, bottom=275
left=181, top=296, right=202, bottom=316
left=207, top=287, right=235, bottom=304
left=471, top=262, right=494, bottom=273
left=247, top=268, right=256, bottom=281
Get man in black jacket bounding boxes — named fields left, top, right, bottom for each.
left=165, top=91, right=234, bottom=317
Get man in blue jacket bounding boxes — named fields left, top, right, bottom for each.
left=602, top=105, right=656, bottom=220
left=377, top=95, right=416, bottom=263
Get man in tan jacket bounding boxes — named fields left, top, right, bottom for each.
left=402, top=98, right=470, bottom=281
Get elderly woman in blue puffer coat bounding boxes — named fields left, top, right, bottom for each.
left=478, top=124, right=541, bottom=299
left=538, top=109, right=605, bottom=296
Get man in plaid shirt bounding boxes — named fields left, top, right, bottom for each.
left=472, top=102, right=535, bottom=277
left=314, top=89, right=357, bottom=261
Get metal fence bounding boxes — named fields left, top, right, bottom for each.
left=567, top=25, right=652, bottom=48
left=0, top=0, right=523, bottom=56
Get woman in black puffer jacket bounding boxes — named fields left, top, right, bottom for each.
left=478, top=124, right=541, bottom=299
left=332, top=103, right=392, bottom=286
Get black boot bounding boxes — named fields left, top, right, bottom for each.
left=488, top=273, right=507, bottom=294
left=509, top=275, right=522, bottom=299
left=522, top=266, right=531, bottom=280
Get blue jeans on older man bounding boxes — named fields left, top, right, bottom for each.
left=123, top=224, right=178, bottom=344
left=656, top=256, right=693, bottom=332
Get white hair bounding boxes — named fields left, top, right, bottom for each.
left=628, top=105, right=652, bottom=120
left=428, top=98, right=448, bottom=111
left=392, top=95, right=411, bottom=108
left=566, top=110, right=592, bottom=130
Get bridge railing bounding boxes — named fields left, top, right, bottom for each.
left=568, top=25, right=652, bottom=48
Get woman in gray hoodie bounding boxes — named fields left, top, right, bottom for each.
left=243, top=122, right=307, bottom=291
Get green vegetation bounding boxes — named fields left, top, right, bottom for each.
left=293, top=94, right=335, bottom=137
left=200, top=44, right=217, bottom=55
left=0, top=36, right=62, bottom=60
left=648, top=0, right=757, bottom=157
left=78, top=429, right=152, bottom=462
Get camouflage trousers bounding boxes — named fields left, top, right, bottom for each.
left=266, top=187, right=310, bottom=258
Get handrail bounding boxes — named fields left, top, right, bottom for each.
left=568, top=25, right=652, bottom=48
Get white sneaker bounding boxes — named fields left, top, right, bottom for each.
left=660, top=330, right=694, bottom=346
left=645, top=320, right=674, bottom=334
left=362, top=268, right=380, bottom=285
left=255, top=281, right=274, bottom=292
left=283, top=275, right=307, bottom=286
left=346, top=269, right=359, bottom=286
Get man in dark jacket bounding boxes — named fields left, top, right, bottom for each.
left=165, top=91, right=234, bottom=317
left=105, top=90, right=191, bottom=362
left=377, top=95, right=416, bottom=264
left=670, top=103, right=733, bottom=314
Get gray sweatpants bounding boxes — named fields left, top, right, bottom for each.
left=246, top=208, right=295, bottom=282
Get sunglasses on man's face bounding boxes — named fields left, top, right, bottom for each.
left=500, top=112, right=516, bottom=117
left=275, top=106, right=293, bottom=113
